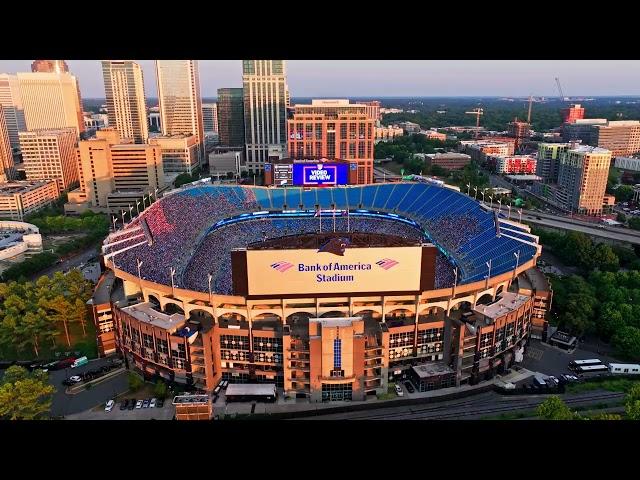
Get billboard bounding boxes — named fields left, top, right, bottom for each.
left=273, top=164, right=293, bottom=185
left=246, top=246, right=422, bottom=295
left=292, top=163, right=349, bottom=186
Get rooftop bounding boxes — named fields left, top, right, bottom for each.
left=225, top=384, right=276, bottom=396
left=0, top=180, right=57, bottom=195
left=92, top=270, right=116, bottom=305
left=411, top=363, right=455, bottom=378
left=568, top=145, right=611, bottom=154
left=121, top=302, right=185, bottom=331
left=524, top=267, right=551, bottom=292
left=473, top=292, right=530, bottom=320
left=172, top=394, right=209, bottom=405
left=310, top=317, right=361, bottom=328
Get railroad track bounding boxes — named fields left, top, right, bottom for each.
left=298, top=391, right=625, bottom=420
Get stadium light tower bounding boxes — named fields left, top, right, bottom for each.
left=512, top=250, right=520, bottom=281
left=136, top=259, right=143, bottom=280
left=129, top=204, right=134, bottom=219
left=518, top=208, right=522, bottom=222
left=170, top=267, right=176, bottom=297
left=121, top=209, right=126, bottom=224
left=136, top=200, right=141, bottom=215
left=485, top=259, right=492, bottom=289
left=452, top=267, right=458, bottom=297
left=112, top=215, right=117, bottom=231
left=507, top=204, right=511, bottom=219
left=488, top=195, right=493, bottom=208
left=497, top=198, right=502, bottom=213
left=473, top=186, right=478, bottom=199
left=466, top=183, right=470, bottom=196
left=207, top=273, right=213, bottom=306
left=481, top=190, right=485, bottom=202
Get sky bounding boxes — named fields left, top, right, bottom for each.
left=0, top=60, right=639, bottom=98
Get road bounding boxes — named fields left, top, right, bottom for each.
left=33, top=245, right=100, bottom=280
left=294, top=390, right=625, bottom=420
left=520, top=214, right=640, bottom=245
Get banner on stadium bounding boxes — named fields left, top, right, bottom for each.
left=245, top=246, right=422, bottom=295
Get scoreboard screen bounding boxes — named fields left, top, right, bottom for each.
left=292, top=163, right=349, bottom=186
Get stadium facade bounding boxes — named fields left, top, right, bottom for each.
left=97, top=181, right=548, bottom=402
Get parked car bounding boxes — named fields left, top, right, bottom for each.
left=156, top=399, right=164, bottom=408
left=135, top=400, right=143, bottom=409
left=395, top=384, right=404, bottom=396
left=128, top=400, right=136, bottom=410
left=105, top=400, right=115, bottom=412
left=142, top=399, right=150, bottom=408
left=150, top=398, right=157, bottom=408
left=404, top=381, right=415, bottom=393
left=120, top=400, right=129, bottom=410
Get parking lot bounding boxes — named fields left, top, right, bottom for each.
left=521, top=340, right=620, bottom=379
left=67, top=400, right=175, bottom=420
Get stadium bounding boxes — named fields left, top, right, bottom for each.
left=101, top=180, right=544, bottom=402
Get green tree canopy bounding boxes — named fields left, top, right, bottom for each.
left=536, top=396, right=577, bottom=420
left=0, top=366, right=56, bottom=420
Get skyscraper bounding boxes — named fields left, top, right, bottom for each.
left=0, top=105, right=15, bottom=181
left=155, top=60, right=204, bottom=162
left=536, top=143, right=570, bottom=184
left=101, top=61, right=149, bottom=144
left=242, top=60, right=288, bottom=172
left=0, top=74, right=25, bottom=152
left=557, top=145, right=611, bottom=215
left=17, top=72, right=84, bottom=136
left=288, top=99, right=375, bottom=184
left=202, top=103, right=218, bottom=134
left=19, top=128, right=78, bottom=191
left=31, top=60, right=69, bottom=73
left=30, top=60, right=85, bottom=139
left=217, top=88, right=245, bottom=147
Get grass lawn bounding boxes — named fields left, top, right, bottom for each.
left=0, top=316, right=98, bottom=361
left=566, top=377, right=640, bottom=395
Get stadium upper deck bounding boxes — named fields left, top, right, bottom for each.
left=103, top=182, right=539, bottom=295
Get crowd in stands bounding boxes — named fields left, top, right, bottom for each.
left=183, top=216, right=426, bottom=294
left=424, top=213, right=482, bottom=252
left=104, top=183, right=537, bottom=291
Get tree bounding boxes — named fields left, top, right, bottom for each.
left=612, top=325, right=640, bottom=361
left=591, top=243, right=619, bottom=272
left=625, top=384, right=640, bottom=420
left=0, top=366, right=56, bottom=420
left=128, top=372, right=143, bottom=391
left=69, top=298, right=89, bottom=337
left=629, top=217, right=640, bottom=231
left=590, top=413, right=622, bottom=420
left=536, top=396, right=576, bottom=420
left=617, top=212, right=627, bottom=223
left=47, top=295, right=73, bottom=347
left=153, top=380, right=168, bottom=399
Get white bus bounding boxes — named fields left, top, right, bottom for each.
left=575, top=364, right=608, bottom=374
left=609, top=363, right=640, bottom=375
left=568, top=359, right=602, bottom=370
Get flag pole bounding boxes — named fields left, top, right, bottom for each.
left=333, top=208, right=336, bottom=233
left=347, top=209, right=350, bottom=233
left=319, top=207, right=322, bottom=233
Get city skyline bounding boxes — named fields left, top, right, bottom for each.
left=1, top=60, right=640, bottom=98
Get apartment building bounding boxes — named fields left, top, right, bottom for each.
left=19, top=129, right=78, bottom=191
left=0, top=180, right=60, bottom=220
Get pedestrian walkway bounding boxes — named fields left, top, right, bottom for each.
left=219, top=367, right=536, bottom=418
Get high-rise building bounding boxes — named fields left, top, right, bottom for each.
left=155, top=60, right=204, bottom=163
left=17, top=72, right=84, bottom=136
left=202, top=103, right=218, bottom=133
left=0, top=106, right=16, bottom=182
left=30, top=60, right=85, bottom=140
left=0, top=180, right=60, bottom=220
left=590, top=120, right=640, bottom=157
left=557, top=145, right=612, bottom=215
left=507, top=118, right=530, bottom=152
left=0, top=74, right=26, bottom=152
left=288, top=99, right=375, bottom=184
left=65, top=129, right=164, bottom=214
left=359, top=100, right=382, bottom=123
left=31, top=60, right=69, bottom=73
left=101, top=61, right=149, bottom=144
left=242, top=60, right=288, bottom=171
left=562, top=118, right=607, bottom=144
left=562, top=103, right=585, bottom=124
left=217, top=88, right=245, bottom=147
left=148, top=135, right=199, bottom=174
left=19, top=129, right=78, bottom=191
left=536, top=143, right=571, bottom=183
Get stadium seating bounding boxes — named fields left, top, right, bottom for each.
left=107, top=182, right=539, bottom=293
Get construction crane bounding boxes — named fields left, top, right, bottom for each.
left=465, top=108, right=484, bottom=138
left=527, top=95, right=533, bottom=123
left=555, top=77, right=568, bottom=102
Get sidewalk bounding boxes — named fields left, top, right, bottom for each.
left=219, top=367, right=536, bottom=418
